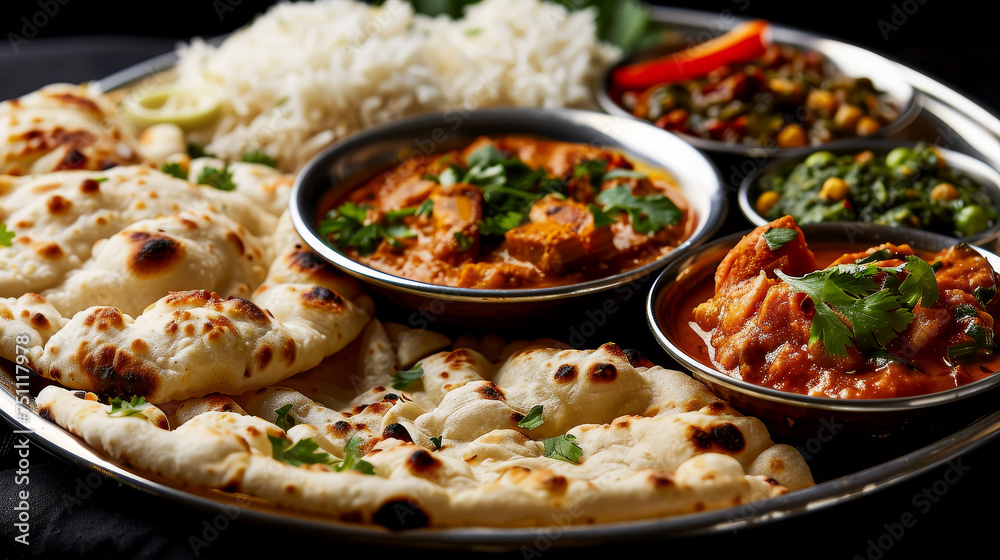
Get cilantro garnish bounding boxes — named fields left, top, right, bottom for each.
left=319, top=202, right=416, bottom=256
left=196, top=166, right=236, bottom=191
left=269, top=435, right=334, bottom=467
left=0, top=224, right=15, bottom=247
left=240, top=148, right=278, bottom=168
left=161, top=161, right=188, bottom=180
left=478, top=211, right=526, bottom=236
left=543, top=433, right=583, bottom=464
left=274, top=404, right=296, bottom=431
left=453, top=231, right=475, bottom=251
left=416, top=198, right=434, bottom=217
left=763, top=227, right=798, bottom=251
left=587, top=204, right=617, bottom=228
left=334, top=436, right=375, bottom=475
left=391, top=362, right=424, bottom=391
left=776, top=254, right=940, bottom=357
left=430, top=436, right=443, bottom=450
left=268, top=435, right=374, bottom=474
left=595, top=185, right=682, bottom=234
left=107, top=395, right=148, bottom=418
left=517, top=405, right=544, bottom=430
left=187, top=142, right=214, bottom=159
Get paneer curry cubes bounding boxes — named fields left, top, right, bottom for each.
left=319, top=136, right=694, bottom=289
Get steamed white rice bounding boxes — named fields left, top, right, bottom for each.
left=168, top=0, right=621, bottom=172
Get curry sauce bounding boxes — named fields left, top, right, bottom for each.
left=676, top=216, right=1000, bottom=399
left=319, top=135, right=695, bottom=289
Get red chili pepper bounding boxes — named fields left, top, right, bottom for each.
left=611, top=19, right=772, bottom=92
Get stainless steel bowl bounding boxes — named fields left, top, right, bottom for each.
left=290, top=108, right=726, bottom=325
left=646, top=222, right=1000, bottom=441
left=597, top=18, right=920, bottom=159
left=738, top=139, right=1000, bottom=246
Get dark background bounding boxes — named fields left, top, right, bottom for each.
left=2, top=1, right=999, bottom=559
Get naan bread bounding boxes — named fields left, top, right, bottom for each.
left=0, top=83, right=140, bottom=176
left=36, top=333, right=813, bottom=529
left=0, top=165, right=279, bottom=300
left=0, top=158, right=371, bottom=402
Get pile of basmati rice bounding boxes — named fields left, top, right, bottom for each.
left=167, top=0, right=621, bottom=172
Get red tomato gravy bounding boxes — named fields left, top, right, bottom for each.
left=668, top=218, right=1000, bottom=399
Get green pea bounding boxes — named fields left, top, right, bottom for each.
left=803, top=151, right=835, bottom=168
left=956, top=205, right=990, bottom=237
left=885, top=147, right=912, bottom=168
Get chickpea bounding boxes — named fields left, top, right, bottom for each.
left=819, top=177, right=850, bottom=202
left=806, top=89, right=839, bottom=115
left=777, top=123, right=808, bottom=148
left=756, top=191, right=781, bottom=214
left=931, top=182, right=960, bottom=202
left=855, top=116, right=881, bottom=137
left=769, top=78, right=802, bottom=99
left=833, top=104, right=863, bottom=130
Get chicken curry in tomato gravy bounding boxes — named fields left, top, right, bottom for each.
left=318, top=135, right=694, bottom=289
left=688, top=216, right=1000, bottom=399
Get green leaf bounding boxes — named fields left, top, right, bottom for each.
left=762, top=227, right=798, bottom=251
left=391, top=362, right=424, bottom=391
left=319, top=202, right=415, bottom=256
left=587, top=204, right=617, bottom=228
left=334, top=436, right=375, bottom=475
left=269, top=436, right=334, bottom=467
left=478, top=211, right=526, bottom=236
left=896, top=256, right=939, bottom=309
left=107, top=395, right=148, bottom=418
left=240, top=148, right=278, bottom=168
left=416, top=198, right=434, bottom=217
left=775, top=251, right=941, bottom=357
left=274, top=404, right=295, bottom=431
left=453, top=231, right=475, bottom=251
left=196, top=166, right=236, bottom=191
left=543, top=433, right=583, bottom=464
left=518, top=405, right=544, bottom=430
left=595, top=185, right=681, bottom=234
left=0, top=224, right=15, bottom=247
left=161, top=161, right=188, bottom=180
left=187, top=142, right=214, bottom=159
left=430, top=436, right=443, bottom=450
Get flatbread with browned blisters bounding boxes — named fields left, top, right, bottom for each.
left=37, top=336, right=812, bottom=529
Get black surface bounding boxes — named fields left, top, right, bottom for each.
left=2, top=1, right=1000, bottom=559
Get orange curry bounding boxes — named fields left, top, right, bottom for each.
left=319, top=135, right=694, bottom=289
left=687, top=216, right=1000, bottom=399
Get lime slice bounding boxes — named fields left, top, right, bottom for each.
left=124, top=85, right=223, bottom=131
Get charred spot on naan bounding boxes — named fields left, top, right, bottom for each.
left=554, top=363, right=577, bottom=383
left=75, top=344, right=160, bottom=398
left=475, top=382, right=506, bottom=401
left=300, top=286, right=345, bottom=310
left=587, top=362, right=618, bottom=383
left=405, top=448, right=443, bottom=478
left=287, top=247, right=342, bottom=280
left=381, top=423, right=413, bottom=443
left=127, top=232, right=185, bottom=276
left=688, top=423, right=746, bottom=454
